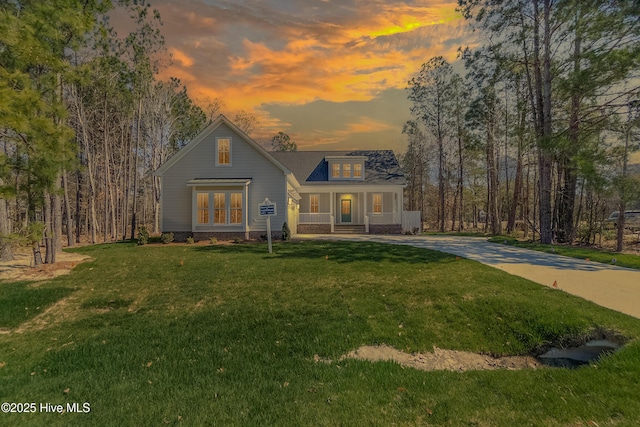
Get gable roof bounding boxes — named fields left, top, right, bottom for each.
left=271, top=150, right=405, bottom=185
left=154, top=114, right=291, bottom=177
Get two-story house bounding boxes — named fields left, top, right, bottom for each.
left=154, top=115, right=406, bottom=240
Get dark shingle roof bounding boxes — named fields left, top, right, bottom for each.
left=271, top=150, right=405, bottom=185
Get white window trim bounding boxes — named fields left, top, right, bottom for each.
left=353, top=163, right=363, bottom=179
left=215, top=137, right=232, bottom=167
left=310, top=194, right=319, bottom=213
left=372, top=193, right=383, bottom=215
left=192, top=190, right=245, bottom=229
left=342, top=164, right=351, bottom=178
left=328, top=160, right=365, bottom=181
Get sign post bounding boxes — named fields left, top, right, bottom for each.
left=259, top=198, right=277, bottom=253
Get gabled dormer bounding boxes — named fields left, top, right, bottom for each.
left=325, top=156, right=367, bottom=181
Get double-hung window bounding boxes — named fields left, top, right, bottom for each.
left=197, top=193, right=209, bottom=224
left=373, top=193, right=382, bottom=214
left=353, top=163, right=362, bottom=178
left=331, top=163, right=340, bottom=178
left=342, top=163, right=351, bottom=178
left=214, top=193, right=226, bottom=224
left=310, top=194, right=319, bottom=213
left=230, top=193, right=243, bottom=224
left=216, top=138, right=231, bottom=166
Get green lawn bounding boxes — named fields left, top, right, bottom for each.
left=1, top=240, right=640, bottom=426
left=488, top=236, right=640, bottom=270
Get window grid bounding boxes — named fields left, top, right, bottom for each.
left=217, top=138, right=230, bottom=165
left=310, top=195, right=319, bottom=213
left=373, top=193, right=382, bottom=214
left=230, top=193, right=243, bottom=224
left=342, top=163, right=351, bottom=178
left=197, top=193, right=209, bottom=224
left=331, top=163, right=340, bottom=178
left=214, top=193, right=226, bottom=224
left=353, top=163, right=362, bottom=178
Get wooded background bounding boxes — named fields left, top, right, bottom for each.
left=1, top=0, right=639, bottom=264
left=404, top=0, right=640, bottom=251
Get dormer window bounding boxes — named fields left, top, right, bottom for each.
left=353, top=163, right=362, bottom=178
left=326, top=156, right=366, bottom=181
left=343, top=163, right=351, bottom=178
left=332, top=163, right=340, bottom=178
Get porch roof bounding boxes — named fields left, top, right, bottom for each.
left=187, top=178, right=252, bottom=186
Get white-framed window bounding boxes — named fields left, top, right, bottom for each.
left=214, top=193, right=226, bottom=224
left=196, top=191, right=243, bottom=226
left=353, top=163, right=362, bottom=178
left=373, top=193, right=382, bottom=214
left=310, top=194, right=319, bottom=213
left=331, top=163, right=340, bottom=178
left=342, top=163, right=351, bottom=178
left=230, top=193, right=243, bottom=224
left=197, top=193, right=209, bottom=224
left=216, top=138, right=231, bottom=166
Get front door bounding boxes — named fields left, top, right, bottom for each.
left=341, top=199, right=352, bottom=223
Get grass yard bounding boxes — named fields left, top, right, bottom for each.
left=1, top=240, right=640, bottom=426
left=488, top=236, right=640, bottom=270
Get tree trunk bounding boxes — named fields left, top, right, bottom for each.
left=538, top=0, right=554, bottom=244
left=130, top=98, right=142, bottom=239
left=507, top=143, right=523, bottom=234
left=62, top=171, right=74, bottom=247
left=0, top=196, right=13, bottom=261
left=52, top=174, right=62, bottom=259
left=75, top=170, right=83, bottom=244
left=43, top=191, right=54, bottom=264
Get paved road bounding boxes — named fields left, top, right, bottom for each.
left=298, top=234, right=640, bottom=319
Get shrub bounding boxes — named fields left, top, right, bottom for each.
left=137, top=225, right=149, bottom=246
left=186, top=237, right=195, bottom=244
left=282, top=221, right=291, bottom=241
left=161, top=233, right=174, bottom=244
left=210, top=237, right=218, bottom=245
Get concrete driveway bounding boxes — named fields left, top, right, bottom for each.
left=297, top=234, right=640, bottom=319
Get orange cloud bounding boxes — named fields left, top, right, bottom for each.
left=147, top=0, right=470, bottom=149
left=170, top=48, right=195, bottom=68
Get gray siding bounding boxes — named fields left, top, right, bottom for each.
left=161, top=123, right=287, bottom=233
left=300, top=192, right=331, bottom=213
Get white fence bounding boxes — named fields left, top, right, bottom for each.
left=299, top=213, right=332, bottom=224
left=367, top=212, right=397, bottom=224
left=402, top=211, right=421, bottom=233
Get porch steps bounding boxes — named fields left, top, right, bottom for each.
left=333, top=224, right=366, bottom=234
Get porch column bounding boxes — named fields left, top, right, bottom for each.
left=364, top=191, right=369, bottom=233
left=330, top=191, right=335, bottom=232
left=244, top=184, right=250, bottom=239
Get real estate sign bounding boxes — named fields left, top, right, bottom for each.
left=259, top=198, right=276, bottom=253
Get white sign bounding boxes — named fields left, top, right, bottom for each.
left=259, top=198, right=277, bottom=216
left=259, top=198, right=276, bottom=253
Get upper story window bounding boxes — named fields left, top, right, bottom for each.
left=353, top=163, right=362, bottom=178
left=326, top=156, right=366, bottom=181
left=342, top=163, right=351, bottom=178
left=216, top=138, right=231, bottom=166
left=331, top=163, right=340, bottom=178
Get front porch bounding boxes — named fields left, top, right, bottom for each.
left=296, top=191, right=403, bottom=234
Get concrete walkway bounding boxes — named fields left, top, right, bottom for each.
left=297, top=234, right=640, bottom=319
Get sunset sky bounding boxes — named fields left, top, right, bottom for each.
left=115, top=0, right=470, bottom=152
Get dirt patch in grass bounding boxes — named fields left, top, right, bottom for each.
left=0, top=250, right=91, bottom=283
left=334, top=345, right=541, bottom=371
